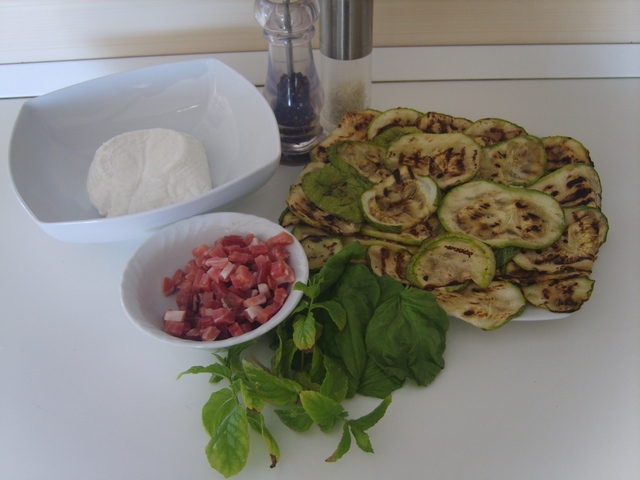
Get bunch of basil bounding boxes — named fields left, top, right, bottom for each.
left=180, top=242, right=449, bottom=478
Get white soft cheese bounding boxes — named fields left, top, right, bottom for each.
left=86, top=128, right=212, bottom=217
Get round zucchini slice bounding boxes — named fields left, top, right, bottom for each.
left=371, top=125, right=421, bottom=150
left=406, top=232, right=496, bottom=289
left=433, top=280, right=527, bottom=330
left=512, top=206, right=609, bottom=273
left=301, top=236, right=344, bottom=270
left=367, top=244, right=413, bottom=284
left=438, top=180, right=565, bottom=249
left=542, top=136, right=593, bottom=172
left=464, top=117, right=527, bottom=147
left=310, top=109, right=380, bottom=162
left=327, top=140, right=391, bottom=184
left=361, top=165, right=440, bottom=233
left=301, top=162, right=372, bottom=224
left=415, top=111, right=472, bottom=134
left=520, top=272, right=594, bottom=313
left=385, top=132, right=481, bottom=190
left=366, top=107, right=423, bottom=140
left=478, top=135, right=547, bottom=186
left=360, top=214, right=442, bottom=246
left=529, top=163, right=602, bottom=209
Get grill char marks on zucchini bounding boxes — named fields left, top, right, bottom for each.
left=310, top=109, right=379, bottom=163
left=385, top=132, right=481, bottom=190
left=530, top=163, right=602, bottom=208
left=366, top=107, right=423, bottom=140
left=542, top=136, right=593, bottom=172
left=438, top=180, right=565, bottom=249
left=367, top=244, right=413, bottom=284
left=416, top=111, right=472, bottom=134
left=520, top=272, right=595, bottom=313
left=478, top=135, right=547, bottom=186
left=464, top=117, right=527, bottom=147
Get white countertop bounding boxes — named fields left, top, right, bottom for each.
left=1, top=46, right=639, bottom=480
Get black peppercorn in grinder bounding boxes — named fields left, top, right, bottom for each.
left=255, top=0, right=325, bottom=160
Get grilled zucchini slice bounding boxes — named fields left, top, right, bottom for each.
left=542, top=136, right=593, bottom=172
left=520, top=272, right=594, bottom=313
left=385, top=132, right=482, bottom=190
left=512, top=206, right=609, bottom=273
left=366, top=107, right=423, bottom=140
left=405, top=233, right=496, bottom=289
left=367, top=244, right=413, bottom=284
left=438, top=180, right=565, bottom=249
left=416, top=111, right=472, bottom=134
left=301, top=162, right=372, bottom=224
left=433, top=280, right=527, bottom=330
left=310, top=109, right=379, bottom=162
left=371, top=126, right=421, bottom=149
left=529, top=163, right=603, bottom=209
left=360, top=214, right=442, bottom=246
left=327, top=140, right=391, bottom=184
left=361, top=165, right=440, bottom=233
left=478, top=135, right=547, bottom=186
left=464, top=117, right=527, bottom=147
left=301, top=236, right=344, bottom=270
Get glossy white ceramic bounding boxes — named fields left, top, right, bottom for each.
left=9, top=59, right=281, bottom=242
left=120, top=212, right=309, bottom=349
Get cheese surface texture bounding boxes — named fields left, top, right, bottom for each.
left=87, top=128, right=212, bottom=217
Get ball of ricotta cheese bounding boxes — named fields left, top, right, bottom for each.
left=86, top=128, right=212, bottom=217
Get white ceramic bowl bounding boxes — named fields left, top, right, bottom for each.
left=9, top=59, right=281, bottom=243
left=120, top=212, right=309, bottom=349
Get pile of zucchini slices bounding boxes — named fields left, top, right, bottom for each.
left=280, top=108, right=608, bottom=330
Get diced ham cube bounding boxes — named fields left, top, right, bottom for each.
left=163, top=320, right=187, bottom=337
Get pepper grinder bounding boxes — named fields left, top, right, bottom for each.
left=255, top=0, right=324, bottom=163
left=319, top=0, right=373, bottom=132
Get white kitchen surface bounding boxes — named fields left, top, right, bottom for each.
left=1, top=47, right=639, bottom=480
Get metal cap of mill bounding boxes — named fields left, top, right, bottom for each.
left=320, top=0, right=373, bottom=61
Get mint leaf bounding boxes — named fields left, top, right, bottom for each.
left=177, top=363, right=232, bottom=383
left=299, top=390, right=346, bottom=433
left=320, top=356, right=349, bottom=403
left=293, top=312, right=316, bottom=351
left=349, top=424, right=374, bottom=453
left=242, top=360, right=302, bottom=406
left=202, top=388, right=238, bottom=437
left=274, top=406, right=314, bottom=432
left=326, top=422, right=352, bottom=462
left=205, top=404, right=249, bottom=478
left=349, top=395, right=392, bottom=431
left=247, top=410, right=280, bottom=468
left=240, top=379, right=265, bottom=412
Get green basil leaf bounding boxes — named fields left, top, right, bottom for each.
left=320, top=356, right=349, bottom=403
left=274, top=406, right=314, bottom=432
left=312, top=241, right=367, bottom=297
left=299, top=390, right=346, bottom=433
left=242, top=360, right=302, bottom=406
left=246, top=410, right=280, bottom=468
left=349, top=424, right=374, bottom=453
left=376, top=274, right=406, bottom=306
left=356, top=357, right=404, bottom=399
left=293, top=312, right=317, bottom=351
left=201, top=388, right=238, bottom=437
left=365, top=288, right=449, bottom=386
left=325, top=422, right=352, bottom=462
left=205, top=404, right=249, bottom=478
left=349, top=395, right=392, bottom=431
left=312, top=300, right=347, bottom=331
left=240, top=379, right=265, bottom=412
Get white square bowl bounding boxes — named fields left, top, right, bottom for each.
left=9, top=59, right=281, bottom=243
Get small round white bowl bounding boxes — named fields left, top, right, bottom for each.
left=120, top=212, right=309, bottom=349
left=9, top=59, right=281, bottom=243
